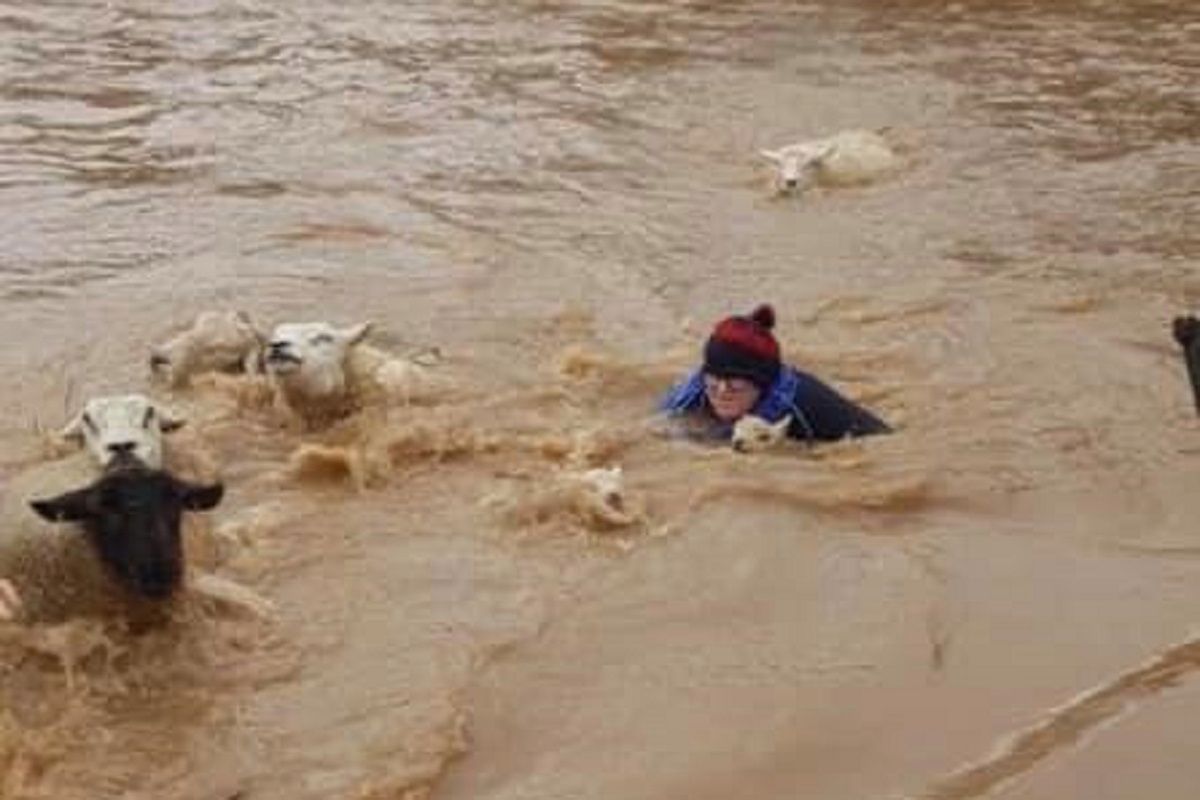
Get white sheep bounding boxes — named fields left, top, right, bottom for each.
left=263, top=321, right=440, bottom=429
left=149, top=310, right=267, bottom=388
left=731, top=414, right=792, bottom=453
left=59, top=394, right=186, bottom=470
left=759, top=128, right=902, bottom=195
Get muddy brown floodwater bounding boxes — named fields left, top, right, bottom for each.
left=1, top=1, right=1198, bottom=798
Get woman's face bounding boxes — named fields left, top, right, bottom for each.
left=703, top=374, right=761, bottom=422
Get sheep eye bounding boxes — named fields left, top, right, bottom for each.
left=142, top=406, right=156, bottom=428
left=82, top=413, right=98, bottom=434
left=311, top=333, right=334, bottom=345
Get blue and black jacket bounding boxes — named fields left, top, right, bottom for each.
left=659, top=365, right=890, bottom=443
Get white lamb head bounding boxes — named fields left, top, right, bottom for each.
left=579, top=465, right=625, bottom=511
left=263, top=321, right=372, bottom=400
left=150, top=310, right=266, bottom=387
left=731, top=414, right=792, bottom=453
left=759, top=143, right=836, bottom=195
left=60, top=394, right=186, bottom=469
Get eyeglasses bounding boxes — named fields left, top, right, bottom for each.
left=703, top=374, right=757, bottom=394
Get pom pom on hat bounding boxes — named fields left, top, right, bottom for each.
left=703, top=304, right=782, bottom=390
left=748, top=304, right=775, bottom=330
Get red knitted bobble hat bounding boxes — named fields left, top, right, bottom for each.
left=702, top=304, right=782, bottom=390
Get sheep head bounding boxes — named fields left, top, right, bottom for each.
left=30, top=463, right=223, bottom=600
left=60, top=394, right=185, bottom=470
left=263, top=321, right=372, bottom=402
left=759, top=143, right=836, bottom=195
left=731, top=414, right=792, bottom=453
left=579, top=465, right=625, bottom=511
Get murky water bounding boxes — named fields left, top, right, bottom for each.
left=1, top=0, right=1198, bottom=798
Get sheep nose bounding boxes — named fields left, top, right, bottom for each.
left=784, top=178, right=798, bottom=188
left=732, top=440, right=747, bottom=453
left=268, top=341, right=288, bottom=354
left=107, top=441, right=137, bottom=456
left=149, top=352, right=169, bottom=370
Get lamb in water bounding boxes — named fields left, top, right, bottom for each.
left=263, top=320, right=439, bottom=429
left=731, top=414, right=792, bottom=453
left=759, top=128, right=901, bottom=196
left=485, top=464, right=639, bottom=532
left=149, top=310, right=267, bottom=388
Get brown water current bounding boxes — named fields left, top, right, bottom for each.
left=1, top=0, right=1198, bottom=797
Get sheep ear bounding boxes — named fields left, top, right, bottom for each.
left=1174, top=315, right=1198, bottom=348
left=157, top=407, right=187, bottom=433
left=772, top=414, right=793, bottom=433
left=241, top=349, right=265, bottom=375
left=812, top=144, right=837, bottom=166
left=177, top=481, right=224, bottom=511
left=237, top=310, right=270, bottom=346
left=59, top=414, right=85, bottom=443
left=30, top=487, right=97, bottom=523
left=341, top=321, right=373, bottom=345
left=758, top=149, right=782, bottom=163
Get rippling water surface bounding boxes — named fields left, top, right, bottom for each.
left=1, top=1, right=1198, bottom=798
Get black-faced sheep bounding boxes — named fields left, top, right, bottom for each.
left=0, top=453, right=223, bottom=623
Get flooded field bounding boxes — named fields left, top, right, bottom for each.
left=1, top=1, right=1198, bottom=797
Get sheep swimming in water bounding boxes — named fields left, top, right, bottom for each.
left=0, top=452, right=223, bottom=623
left=759, top=128, right=902, bottom=196
left=263, top=320, right=442, bottom=429
left=149, top=310, right=267, bottom=388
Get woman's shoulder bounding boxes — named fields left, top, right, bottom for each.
left=658, top=369, right=705, bottom=413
